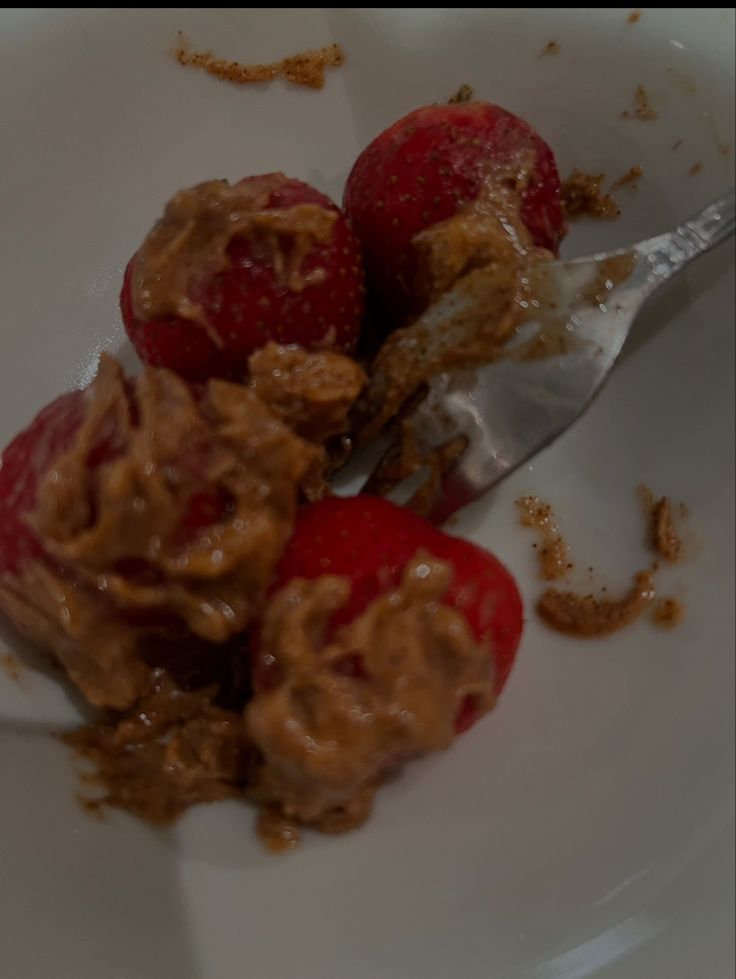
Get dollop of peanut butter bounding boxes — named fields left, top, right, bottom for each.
left=412, top=152, right=539, bottom=304
left=247, top=552, right=494, bottom=838
left=131, top=176, right=338, bottom=343
left=1, top=354, right=319, bottom=708
left=248, top=342, right=367, bottom=442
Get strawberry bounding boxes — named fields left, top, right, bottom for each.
left=0, top=391, right=85, bottom=576
left=121, top=174, right=365, bottom=382
left=254, top=495, right=523, bottom=728
left=344, top=101, right=566, bottom=320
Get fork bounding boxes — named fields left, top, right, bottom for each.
left=342, top=187, right=735, bottom=524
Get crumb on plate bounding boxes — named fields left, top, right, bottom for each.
left=516, top=496, right=570, bottom=580
left=622, top=85, right=657, bottom=121
left=448, top=83, right=474, bottom=103
left=639, top=487, right=683, bottom=562
left=1, top=651, right=21, bottom=681
left=562, top=168, right=620, bottom=219
left=610, top=165, right=644, bottom=191
left=652, top=596, right=685, bottom=629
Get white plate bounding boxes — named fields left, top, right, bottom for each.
left=0, top=9, right=733, bottom=978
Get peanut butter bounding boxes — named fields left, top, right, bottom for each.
left=174, top=35, right=345, bottom=90
left=131, top=176, right=337, bottom=343
left=0, top=354, right=320, bottom=708
left=247, top=552, right=494, bottom=844
left=358, top=151, right=553, bottom=444
left=65, top=670, right=251, bottom=824
left=537, top=571, right=656, bottom=637
left=248, top=342, right=367, bottom=442
left=516, top=496, right=571, bottom=580
left=562, top=169, right=620, bottom=220
left=652, top=596, right=684, bottom=629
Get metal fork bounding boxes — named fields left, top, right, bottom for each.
left=344, top=187, right=735, bottom=524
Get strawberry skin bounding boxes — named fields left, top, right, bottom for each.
left=344, top=101, right=566, bottom=318
left=0, top=391, right=85, bottom=576
left=262, top=495, right=523, bottom=713
left=121, top=175, right=365, bottom=382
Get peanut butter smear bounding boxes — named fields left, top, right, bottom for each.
left=0, top=354, right=319, bottom=709
left=174, top=34, right=345, bottom=90
left=520, top=485, right=689, bottom=638
left=131, top=175, right=338, bottom=342
left=516, top=496, right=570, bottom=580
left=246, top=552, right=494, bottom=845
left=248, top=343, right=367, bottom=442
left=537, top=571, right=656, bottom=637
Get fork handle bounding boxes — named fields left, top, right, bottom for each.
left=641, top=186, right=735, bottom=284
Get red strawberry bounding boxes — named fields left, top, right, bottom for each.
left=344, top=101, right=566, bottom=320
left=121, top=174, right=365, bottom=383
left=0, top=391, right=85, bottom=576
left=254, top=495, right=523, bottom=728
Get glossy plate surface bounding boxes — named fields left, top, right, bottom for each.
left=0, top=9, right=733, bottom=979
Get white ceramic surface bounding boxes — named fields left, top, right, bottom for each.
left=0, top=8, right=733, bottom=978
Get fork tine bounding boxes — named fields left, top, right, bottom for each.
left=343, top=189, right=735, bottom=523
left=355, top=254, right=639, bottom=521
